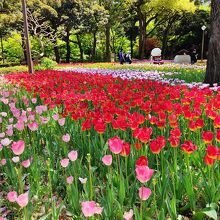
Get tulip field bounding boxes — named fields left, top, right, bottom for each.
left=0, top=64, right=220, bottom=220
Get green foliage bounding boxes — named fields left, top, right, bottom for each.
left=0, top=65, right=27, bottom=74
left=41, top=57, right=57, bottom=70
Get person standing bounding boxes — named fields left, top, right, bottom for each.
left=191, top=49, right=198, bottom=64
left=118, top=49, right=125, bottom=64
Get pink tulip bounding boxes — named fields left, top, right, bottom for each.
left=21, top=159, right=31, bottom=168
left=108, top=136, right=123, bottom=154
left=68, top=150, right=78, bottom=161
left=1, top=138, right=11, bottom=146
left=0, top=159, right=6, bottom=166
left=66, top=176, right=74, bottom=184
left=31, top=98, right=37, bottom=104
left=60, top=158, right=69, bottom=168
left=102, top=155, right=112, bottom=166
left=28, top=122, right=38, bottom=131
left=135, top=166, right=154, bottom=183
left=58, top=118, right=65, bottom=126
left=81, top=201, right=103, bottom=217
left=11, top=140, right=25, bottom=155
left=123, top=209, right=134, bottom=220
left=52, top=114, right=59, bottom=121
left=15, top=121, right=24, bottom=131
left=62, top=134, right=70, bottom=142
left=7, top=191, right=18, bottom=202
left=40, top=116, right=50, bottom=124
left=138, top=187, right=151, bottom=201
left=0, top=216, right=6, bottom=220
left=16, top=192, right=29, bottom=208
left=79, top=177, right=87, bottom=184
left=6, top=128, right=13, bottom=136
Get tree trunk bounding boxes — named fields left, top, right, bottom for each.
left=0, top=34, right=4, bottom=64
left=162, top=31, right=168, bottom=59
left=92, top=31, right=97, bottom=61
left=204, top=0, right=220, bottom=85
left=76, top=34, right=83, bottom=61
left=21, top=32, right=27, bottom=64
left=66, top=27, right=71, bottom=63
left=105, top=23, right=111, bottom=62
left=130, top=33, right=133, bottom=58
left=53, top=41, right=60, bottom=63
left=137, top=8, right=146, bottom=59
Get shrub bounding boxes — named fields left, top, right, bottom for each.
left=41, top=57, right=57, bottom=70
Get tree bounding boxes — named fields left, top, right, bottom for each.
left=204, top=0, right=220, bottom=85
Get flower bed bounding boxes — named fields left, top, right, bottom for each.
left=0, top=70, right=220, bottom=219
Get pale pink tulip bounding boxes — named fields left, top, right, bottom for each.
left=79, top=177, right=87, bottom=184
left=16, top=192, right=29, bottom=208
left=60, top=158, right=69, bottom=168
left=139, top=187, right=151, bottom=201
left=0, top=216, right=6, bottom=220
left=11, top=140, right=25, bottom=155
left=28, top=122, right=38, bottom=131
left=0, top=159, right=6, bottom=166
left=123, top=209, right=134, bottom=220
left=21, top=159, right=31, bottom=168
left=62, top=134, right=70, bottom=142
left=7, top=191, right=17, bottom=202
left=9, top=118, right=14, bottom=123
left=1, top=112, right=7, bottom=117
left=102, top=155, right=112, bottom=166
left=135, top=166, right=154, bottom=183
left=66, top=176, right=74, bottom=184
left=1, top=138, right=11, bottom=146
left=58, top=118, right=65, bottom=126
left=68, top=150, right=78, bottom=161
left=12, top=156, right=20, bottom=163
left=108, top=136, right=123, bottom=154
left=81, top=201, right=103, bottom=217
left=0, top=132, right=5, bottom=138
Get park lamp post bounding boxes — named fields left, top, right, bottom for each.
left=201, top=25, right=206, bottom=62
left=21, top=0, right=34, bottom=74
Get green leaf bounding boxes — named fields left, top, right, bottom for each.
left=158, top=208, right=165, bottom=220
left=38, top=213, right=51, bottom=220
left=202, top=209, right=217, bottom=220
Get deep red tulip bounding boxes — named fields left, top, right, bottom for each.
left=150, top=136, right=166, bottom=154
left=216, top=130, right=220, bottom=142
left=136, top=156, right=148, bottom=167
left=168, top=135, right=180, bottom=148
left=120, top=142, right=131, bottom=156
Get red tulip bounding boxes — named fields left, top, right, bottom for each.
left=181, top=140, right=197, bottom=154
left=168, top=135, right=180, bottom=148
left=202, top=131, right=214, bottom=144
left=204, top=154, right=215, bottom=166
left=136, top=156, right=148, bottom=167
left=150, top=136, right=166, bottom=154
left=214, top=116, right=220, bottom=128
left=120, top=142, right=131, bottom=156
left=216, top=130, right=220, bottom=142
left=206, top=145, right=220, bottom=159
